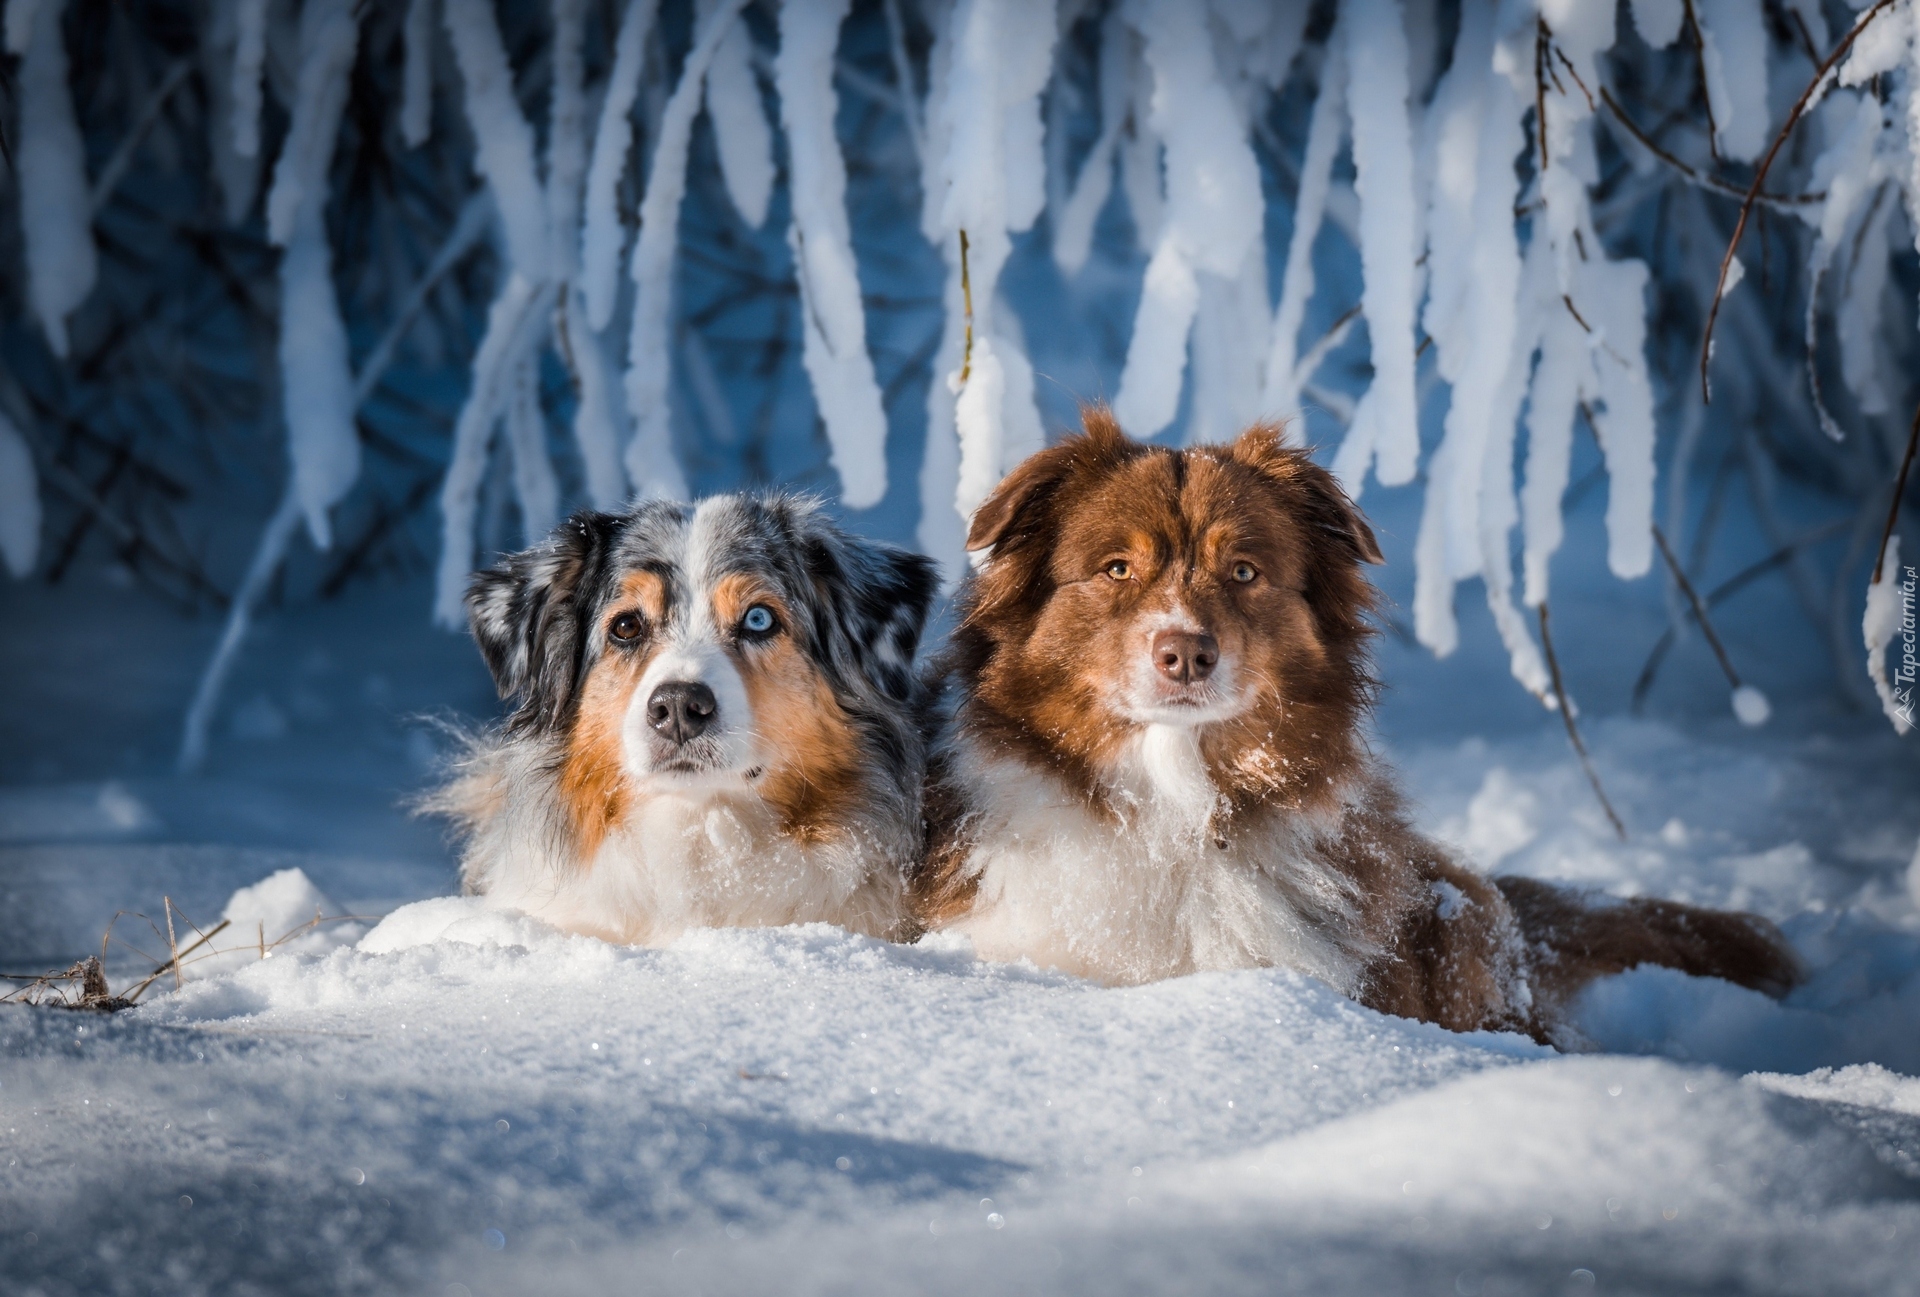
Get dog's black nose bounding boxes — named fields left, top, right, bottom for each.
left=646, top=681, right=717, bottom=744
left=1152, top=629, right=1218, bottom=684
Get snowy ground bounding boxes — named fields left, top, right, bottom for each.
left=5, top=489, right=1920, bottom=1294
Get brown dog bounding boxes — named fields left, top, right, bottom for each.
left=913, top=409, right=1798, bottom=1042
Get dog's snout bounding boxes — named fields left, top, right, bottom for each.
left=1152, top=629, right=1218, bottom=684
left=646, top=681, right=717, bottom=744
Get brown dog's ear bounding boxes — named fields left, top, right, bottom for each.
left=966, top=406, right=1133, bottom=553
left=1229, top=423, right=1385, bottom=566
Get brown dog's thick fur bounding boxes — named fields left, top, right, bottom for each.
left=913, top=410, right=1799, bottom=1042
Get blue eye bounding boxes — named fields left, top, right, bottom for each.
left=741, top=604, right=776, bottom=635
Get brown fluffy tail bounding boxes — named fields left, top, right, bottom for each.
left=1494, top=876, right=1803, bottom=1017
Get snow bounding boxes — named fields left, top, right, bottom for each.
left=579, top=0, right=660, bottom=330
left=266, top=0, right=363, bottom=550
left=227, top=0, right=267, bottom=158
left=544, top=0, right=588, bottom=281
left=13, top=0, right=96, bottom=359
left=1694, top=0, right=1770, bottom=163
left=442, top=0, right=549, bottom=281
left=401, top=0, right=434, bottom=148
left=622, top=0, right=748, bottom=503
left=776, top=0, right=890, bottom=509
left=1863, top=537, right=1914, bottom=734
left=705, top=0, right=773, bottom=229
left=1260, top=38, right=1345, bottom=427
left=1338, top=0, right=1421, bottom=489
left=1112, top=0, right=1263, bottom=439
left=1732, top=683, right=1774, bottom=727
left=7, top=521, right=1920, bottom=1292
left=918, top=0, right=1056, bottom=543
left=0, top=408, right=41, bottom=578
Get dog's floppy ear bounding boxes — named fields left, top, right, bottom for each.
left=467, top=511, right=620, bottom=731
left=1229, top=422, right=1385, bottom=566
left=966, top=405, right=1131, bottom=554
left=798, top=517, right=939, bottom=703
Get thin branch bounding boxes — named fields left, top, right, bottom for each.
left=1700, top=0, right=1901, bottom=403
left=957, top=229, right=975, bottom=385
left=89, top=59, right=193, bottom=216
left=1652, top=524, right=1744, bottom=689
left=1872, top=401, right=1920, bottom=584
left=881, top=0, right=925, bottom=166
left=1538, top=603, right=1628, bottom=841
left=1598, top=87, right=1823, bottom=208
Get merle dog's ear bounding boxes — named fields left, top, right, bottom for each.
left=1228, top=423, right=1385, bottom=566
left=798, top=521, right=938, bottom=704
left=466, top=511, right=620, bottom=730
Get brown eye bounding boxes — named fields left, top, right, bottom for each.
left=1232, top=562, right=1257, bottom=584
left=609, top=612, right=643, bottom=643
left=1105, top=560, right=1132, bottom=581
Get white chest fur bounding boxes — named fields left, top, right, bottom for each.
left=944, top=728, right=1370, bottom=987
left=471, top=781, right=905, bottom=946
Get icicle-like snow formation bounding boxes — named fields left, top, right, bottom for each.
left=1261, top=41, right=1346, bottom=431
left=1693, top=0, right=1770, bottom=163
left=202, top=0, right=263, bottom=225
left=0, top=409, right=41, bottom=579
left=562, top=289, right=628, bottom=510
left=230, top=0, right=268, bottom=158
left=623, top=0, right=749, bottom=501
left=917, top=0, right=1057, bottom=570
left=266, top=0, right=363, bottom=549
left=402, top=0, right=435, bottom=148
left=1864, top=537, right=1914, bottom=734
left=777, top=0, right=890, bottom=508
left=1051, top=8, right=1129, bottom=279
left=1112, top=0, right=1264, bottom=440
left=436, top=276, right=556, bottom=626
left=443, top=0, right=550, bottom=281
left=580, top=0, right=660, bottom=330
left=506, top=352, right=560, bottom=540
left=1336, top=0, right=1421, bottom=489
left=546, top=0, right=588, bottom=281
left=706, top=0, right=773, bottom=229
left=13, top=0, right=97, bottom=359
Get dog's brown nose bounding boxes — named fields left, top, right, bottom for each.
left=647, top=681, right=717, bottom=744
left=1152, top=629, right=1218, bottom=684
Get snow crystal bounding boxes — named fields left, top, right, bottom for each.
left=0, top=408, right=41, bottom=578
left=776, top=0, right=890, bottom=509
left=14, top=0, right=97, bottom=358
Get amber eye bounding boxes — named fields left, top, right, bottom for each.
left=609, top=612, right=644, bottom=643
left=1105, top=560, right=1133, bottom=581
left=1231, top=562, right=1257, bottom=584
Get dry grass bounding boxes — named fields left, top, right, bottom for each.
left=1, top=898, right=373, bottom=1014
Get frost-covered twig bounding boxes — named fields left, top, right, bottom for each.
left=88, top=58, right=192, bottom=216
left=1596, top=87, right=1823, bottom=210
left=1652, top=524, right=1769, bottom=725
left=1537, top=603, right=1628, bottom=841
left=1699, top=0, right=1900, bottom=403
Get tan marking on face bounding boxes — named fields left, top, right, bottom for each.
left=561, top=587, right=662, bottom=860
left=735, top=632, right=867, bottom=842
left=618, top=569, right=669, bottom=624
left=710, top=572, right=789, bottom=634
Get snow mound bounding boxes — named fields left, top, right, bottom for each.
left=190, top=866, right=364, bottom=976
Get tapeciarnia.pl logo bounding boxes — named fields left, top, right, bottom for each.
left=1895, top=565, right=1917, bottom=730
